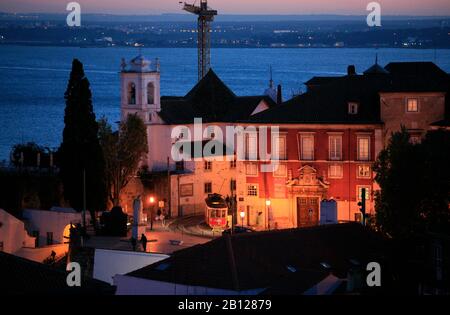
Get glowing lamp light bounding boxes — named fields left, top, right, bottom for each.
left=265, top=199, right=271, bottom=207
left=149, top=196, right=155, bottom=204
left=239, top=211, right=246, bottom=219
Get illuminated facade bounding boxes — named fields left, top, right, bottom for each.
left=120, top=56, right=450, bottom=230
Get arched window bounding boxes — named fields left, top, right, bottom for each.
left=147, top=82, right=155, bottom=105
left=128, top=82, right=136, bottom=105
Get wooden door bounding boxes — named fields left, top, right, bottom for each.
left=297, top=197, right=319, bottom=227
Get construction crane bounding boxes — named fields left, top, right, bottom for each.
left=180, top=0, right=217, bottom=81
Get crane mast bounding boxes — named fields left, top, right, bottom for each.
left=182, top=0, right=217, bottom=81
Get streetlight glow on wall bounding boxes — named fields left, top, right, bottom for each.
left=265, top=199, right=271, bottom=230
left=240, top=210, right=245, bottom=228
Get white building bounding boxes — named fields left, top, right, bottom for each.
left=22, top=207, right=89, bottom=247
left=119, top=55, right=277, bottom=219
left=0, top=209, right=35, bottom=254
left=93, top=249, right=169, bottom=285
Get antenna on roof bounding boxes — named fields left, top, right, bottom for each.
left=375, top=52, right=378, bottom=65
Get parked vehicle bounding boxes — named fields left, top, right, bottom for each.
left=222, top=226, right=255, bottom=235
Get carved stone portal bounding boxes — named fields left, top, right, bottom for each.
left=286, top=165, right=330, bottom=227
left=286, top=165, right=329, bottom=198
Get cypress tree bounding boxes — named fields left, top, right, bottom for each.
left=59, top=59, right=107, bottom=216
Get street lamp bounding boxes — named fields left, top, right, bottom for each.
left=265, top=199, right=271, bottom=230
left=149, top=196, right=155, bottom=230
left=240, top=210, right=245, bottom=228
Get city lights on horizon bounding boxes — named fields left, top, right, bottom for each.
left=0, top=0, right=450, bottom=16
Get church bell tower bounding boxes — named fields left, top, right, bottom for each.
left=120, top=55, right=161, bottom=125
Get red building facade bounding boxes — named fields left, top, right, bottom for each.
left=238, top=62, right=449, bottom=230
left=241, top=124, right=382, bottom=229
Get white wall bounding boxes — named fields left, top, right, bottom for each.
left=94, top=249, right=169, bottom=285
left=0, top=209, right=35, bottom=254
left=114, top=275, right=264, bottom=295
left=22, top=209, right=87, bottom=246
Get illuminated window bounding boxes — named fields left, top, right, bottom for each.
left=274, top=164, right=287, bottom=177
left=247, top=184, right=258, bottom=196
left=328, top=164, right=343, bottom=178
left=274, top=135, right=287, bottom=160
left=204, top=182, right=212, bottom=194
left=357, top=165, right=371, bottom=178
left=329, top=135, right=342, bottom=160
left=357, top=186, right=371, bottom=201
left=407, top=98, right=418, bottom=112
left=357, top=136, right=370, bottom=161
left=246, top=163, right=258, bottom=176
left=348, top=102, right=359, bottom=115
left=300, top=135, right=314, bottom=160
left=246, top=133, right=258, bottom=160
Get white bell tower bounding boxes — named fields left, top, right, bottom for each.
left=120, top=55, right=161, bottom=125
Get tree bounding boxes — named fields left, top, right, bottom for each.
left=99, top=114, right=148, bottom=207
left=59, top=59, right=107, bottom=215
left=374, top=127, right=450, bottom=238
left=10, top=142, right=54, bottom=168
left=417, top=129, right=450, bottom=234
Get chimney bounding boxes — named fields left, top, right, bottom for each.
left=347, top=65, right=356, bottom=76
left=277, top=84, right=282, bottom=105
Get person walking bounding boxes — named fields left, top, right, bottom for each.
left=140, top=233, right=148, bottom=252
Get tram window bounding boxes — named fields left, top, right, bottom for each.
left=222, top=210, right=227, bottom=218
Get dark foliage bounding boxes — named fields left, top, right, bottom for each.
left=10, top=142, right=58, bottom=168
left=0, top=170, right=62, bottom=212
left=98, top=115, right=148, bottom=206
left=374, top=128, right=450, bottom=239
left=59, top=59, right=107, bottom=213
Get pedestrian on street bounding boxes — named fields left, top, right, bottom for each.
left=141, top=233, right=148, bottom=252
left=131, top=237, right=137, bottom=251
